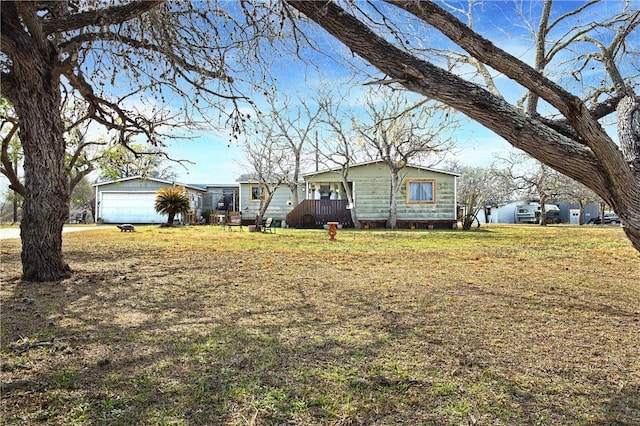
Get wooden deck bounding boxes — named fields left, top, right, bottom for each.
left=286, top=200, right=353, bottom=228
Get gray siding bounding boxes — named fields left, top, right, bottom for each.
left=240, top=183, right=304, bottom=221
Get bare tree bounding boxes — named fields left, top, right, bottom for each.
left=498, top=153, right=567, bottom=225
left=354, top=87, right=456, bottom=228
left=240, top=128, right=290, bottom=228
left=259, top=93, right=322, bottom=207
left=1, top=1, right=279, bottom=281
left=286, top=1, right=640, bottom=252
left=314, top=89, right=365, bottom=228
left=449, top=161, right=513, bottom=230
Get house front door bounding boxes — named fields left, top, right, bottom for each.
left=319, top=185, right=331, bottom=200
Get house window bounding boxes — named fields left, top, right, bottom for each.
left=407, top=179, right=435, bottom=203
left=250, top=185, right=264, bottom=202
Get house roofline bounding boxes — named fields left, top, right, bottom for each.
left=201, top=183, right=239, bottom=188
left=302, top=159, right=460, bottom=178
left=237, top=180, right=303, bottom=185
left=93, top=175, right=207, bottom=192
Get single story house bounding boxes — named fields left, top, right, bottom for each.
left=93, top=161, right=458, bottom=228
left=286, top=160, right=459, bottom=229
left=94, top=176, right=208, bottom=224
left=94, top=174, right=294, bottom=225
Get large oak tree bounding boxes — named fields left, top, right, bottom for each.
left=287, top=0, right=640, bottom=252
left=1, top=1, right=275, bottom=281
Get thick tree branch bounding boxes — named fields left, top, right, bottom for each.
left=67, top=140, right=106, bottom=172
left=286, top=0, right=605, bottom=191
left=41, top=1, right=163, bottom=34
left=618, top=96, right=640, bottom=169
left=1, top=120, right=26, bottom=196
left=15, top=2, right=47, bottom=52
left=1, top=2, right=24, bottom=57
left=540, top=94, right=626, bottom=142
left=60, top=32, right=231, bottom=82
left=389, top=1, right=579, bottom=115
left=388, top=1, right=632, bottom=183
left=68, top=164, right=93, bottom=194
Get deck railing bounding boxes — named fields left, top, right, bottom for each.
left=285, top=199, right=353, bottom=228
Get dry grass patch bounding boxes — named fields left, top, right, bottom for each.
left=1, top=224, right=639, bottom=425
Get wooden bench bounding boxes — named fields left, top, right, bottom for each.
left=227, top=216, right=243, bottom=231
left=261, top=217, right=275, bottom=233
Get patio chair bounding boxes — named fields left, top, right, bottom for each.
left=261, top=217, right=275, bottom=233
left=227, top=214, right=243, bottom=231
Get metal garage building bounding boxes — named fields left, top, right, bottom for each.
left=94, top=176, right=206, bottom=224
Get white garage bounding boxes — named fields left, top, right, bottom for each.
left=94, top=176, right=206, bottom=224
left=99, top=191, right=165, bottom=224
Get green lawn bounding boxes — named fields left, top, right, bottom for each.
left=1, top=224, right=639, bottom=425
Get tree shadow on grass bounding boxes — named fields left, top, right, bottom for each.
left=605, top=382, right=640, bottom=425
left=2, top=242, right=639, bottom=424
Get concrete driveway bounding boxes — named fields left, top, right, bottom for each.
left=0, top=226, right=98, bottom=240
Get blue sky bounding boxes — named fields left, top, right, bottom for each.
left=163, top=0, right=630, bottom=185
left=162, top=99, right=516, bottom=186
left=1, top=0, right=628, bottom=191
left=164, top=1, right=517, bottom=185
left=165, top=133, right=246, bottom=185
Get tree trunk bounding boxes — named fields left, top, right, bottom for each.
left=539, top=195, right=547, bottom=226
left=387, top=168, right=399, bottom=229
left=89, top=198, right=96, bottom=224
left=616, top=96, right=640, bottom=245
left=1, top=2, right=72, bottom=281
left=12, top=190, right=18, bottom=223
left=167, top=211, right=176, bottom=225
left=16, top=84, right=71, bottom=282
left=289, top=183, right=300, bottom=207
left=462, top=193, right=480, bottom=230
left=462, top=215, right=475, bottom=231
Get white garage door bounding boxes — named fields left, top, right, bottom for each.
left=100, top=192, right=166, bottom=224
